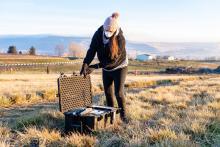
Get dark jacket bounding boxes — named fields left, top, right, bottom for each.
left=83, top=26, right=127, bottom=70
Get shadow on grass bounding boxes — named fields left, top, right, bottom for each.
left=13, top=111, right=65, bottom=132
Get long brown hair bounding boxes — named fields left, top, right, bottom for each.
left=109, top=35, right=119, bottom=60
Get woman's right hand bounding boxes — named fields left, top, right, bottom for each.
left=80, top=63, right=89, bottom=77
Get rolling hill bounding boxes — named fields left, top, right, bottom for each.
left=0, top=35, right=219, bottom=59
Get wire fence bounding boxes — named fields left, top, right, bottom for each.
left=0, top=61, right=82, bottom=71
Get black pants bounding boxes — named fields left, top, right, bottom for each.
left=102, top=66, right=128, bottom=120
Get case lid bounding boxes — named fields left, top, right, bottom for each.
left=57, top=75, right=92, bottom=113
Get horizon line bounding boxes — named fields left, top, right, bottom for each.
left=0, top=34, right=219, bottom=44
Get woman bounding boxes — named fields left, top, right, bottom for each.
left=80, top=12, right=128, bottom=122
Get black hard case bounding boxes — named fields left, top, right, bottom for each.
left=57, top=75, right=120, bottom=133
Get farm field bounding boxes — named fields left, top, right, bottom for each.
left=0, top=54, right=73, bottom=64
left=0, top=56, right=220, bottom=146
left=0, top=72, right=220, bottom=146
left=1, top=54, right=219, bottom=72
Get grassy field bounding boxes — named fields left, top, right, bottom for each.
left=0, top=73, right=220, bottom=146
left=0, top=54, right=73, bottom=64
left=0, top=54, right=83, bottom=74
left=0, top=73, right=202, bottom=107
left=1, top=54, right=219, bottom=73
left=128, top=60, right=219, bottom=71
left=0, top=56, right=220, bottom=146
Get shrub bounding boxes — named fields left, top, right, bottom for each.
left=7, top=46, right=17, bottom=54
left=29, top=46, right=36, bottom=55
left=147, top=128, right=178, bottom=144
left=0, top=97, right=11, bottom=107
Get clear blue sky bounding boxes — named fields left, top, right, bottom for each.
left=0, top=0, right=220, bottom=42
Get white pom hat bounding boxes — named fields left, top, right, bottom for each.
left=103, top=12, right=120, bottom=32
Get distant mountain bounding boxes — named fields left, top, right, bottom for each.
left=0, top=35, right=159, bottom=56
left=0, top=35, right=219, bottom=59
left=0, top=35, right=91, bottom=55
left=147, top=42, right=220, bottom=59
left=126, top=41, right=159, bottom=57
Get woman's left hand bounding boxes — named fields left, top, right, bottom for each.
left=86, top=67, right=95, bottom=75
left=86, top=64, right=99, bottom=74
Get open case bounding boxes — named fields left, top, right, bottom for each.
left=57, top=74, right=120, bottom=133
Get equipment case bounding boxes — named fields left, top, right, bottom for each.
left=57, top=74, right=120, bottom=133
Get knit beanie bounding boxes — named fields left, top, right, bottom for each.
left=103, top=12, right=120, bottom=32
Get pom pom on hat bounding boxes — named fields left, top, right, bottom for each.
left=112, top=12, right=119, bottom=19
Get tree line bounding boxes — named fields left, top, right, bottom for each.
left=7, top=46, right=36, bottom=55
left=54, top=42, right=86, bottom=58
left=6, top=42, right=86, bottom=58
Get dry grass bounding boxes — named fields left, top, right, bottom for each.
left=0, top=141, right=10, bottom=147
left=123, top=76, right=220, bottom=146
left=0, top=89, right=57, bottom=107
left=14, top=110, right=64, bottom=131
left=0, top=74, right=59, bottom=107
left=0, top=74, right=220, bottom=146
left=128, top=60, right=219, bottom=72
left=0, top=54, right=71, bottom=64
left=0, top=73, right=200, bottom=107
left=0, top=124, right=11, bottom=147
left=17, top=127, right=96, bottom=146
